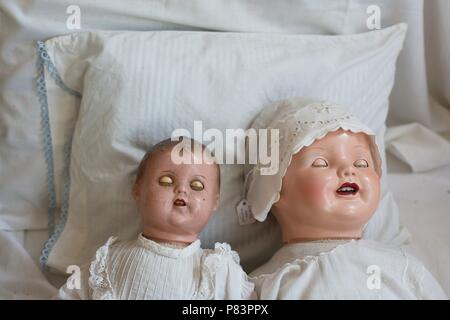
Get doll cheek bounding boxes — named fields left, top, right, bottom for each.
left=144, top=190, right=172, bottom=206
left=297, top=172, right=330, bottom=194
left=187, top=195, right=204, bottom=209
left=359, top=175, right=380, bottom=199
left=367, top=185, right=381, bottom=205
left=295, top=182, right=327, bottom=206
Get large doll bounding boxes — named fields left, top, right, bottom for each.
left=242, top=98, right=446, bottom=299
left=57, top=137, right=254, bottom=300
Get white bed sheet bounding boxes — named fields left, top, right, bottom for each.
left=1, top=150, right=449, bottom=299
left=386, top=151, right=450, bottom=296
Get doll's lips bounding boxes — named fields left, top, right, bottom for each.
left=336, top=182, right=359, bottom=195
left=174, top=198, right=187, bottom=206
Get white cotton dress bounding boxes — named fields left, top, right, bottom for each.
left=250, top=239, right=447, bottom=300
left=56, top=234, right=255, bottom=300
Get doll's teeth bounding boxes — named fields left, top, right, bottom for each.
left=338, top=187, right=355, bottom=192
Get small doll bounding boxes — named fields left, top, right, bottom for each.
left=242, top=97, right=447, bottom=299
left=57, top=137, right=254, bottom=299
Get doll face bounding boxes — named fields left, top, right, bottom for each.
left=133, top=145, right=220, bottom=244
left=272, top=129, right=380, bottom=241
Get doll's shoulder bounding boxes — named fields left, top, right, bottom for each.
left=96, top=235, right=120, bottom=250
left=354, top=239, right=417, bottom=260
left=348, top=239, right=436, bottom=279
left=202, top=242, right=241, bottom=264
left=90, top=236, right=130, bottom=263
left=88, top=236, right=119, bottom=299
left=200, top=242, right=244, bottom=276
left=199, top=243, right=255, bottom=300
left=357, top=240, right=447, bottom=298
left=87, top=236, right=137, bottom=299
left=92, top=235, right=141, bottom=260
left=90, top=236, right=121, bottom=265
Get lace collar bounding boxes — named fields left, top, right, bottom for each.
left=136, top=233, right=201, bottom=259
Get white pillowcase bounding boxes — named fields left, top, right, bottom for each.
left=42, top=24, right=408, bottom=273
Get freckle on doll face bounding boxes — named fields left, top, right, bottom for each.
left=272, top=129, right=380, bottom=240
left=133, top=147, right=220, bottom=243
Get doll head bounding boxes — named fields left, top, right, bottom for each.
left=241, top=97, right=382, bottom=243
left=271, top=129, right=380, bottom=242
left=132, top=137, right=220, bottom=245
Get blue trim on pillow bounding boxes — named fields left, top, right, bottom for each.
left=36, top=41, right=81, bottom=268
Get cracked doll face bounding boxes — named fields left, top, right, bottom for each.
left=133, top=142, right=220, bottom=244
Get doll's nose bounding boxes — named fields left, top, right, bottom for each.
left=174, top=183, right=188, bottom=194
left=338, top=164, right=356, bottom=177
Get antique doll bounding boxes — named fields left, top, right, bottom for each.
left=242, top=97, right=447, bottom=299
left=57, top=137, right=255, bottom=299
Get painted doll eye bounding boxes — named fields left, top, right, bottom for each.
left=158, top=175, right=174, bottom=186
left=312, top=158, right=328, bottom=167
left=354, top=159, right=369, bottom=168
left=190, top=180, right=204, bottom=191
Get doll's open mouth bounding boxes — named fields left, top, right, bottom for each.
left=336, top=182, right=359, bottom=195
left=174, top=199, right=187, bottom=206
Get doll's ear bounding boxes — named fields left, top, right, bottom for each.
left=271, top=198, right=282, bottom=216
left=132, top=183, right=140, bottom=201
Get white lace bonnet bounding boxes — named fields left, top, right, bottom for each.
left=240, top=97, right=382, bottom=223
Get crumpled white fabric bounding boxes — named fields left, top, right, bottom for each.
left=386, top=123, right=450, bottom=172
left=0, top=231, right=57, bottom=299
left=241, top=97, right=382, bottom=222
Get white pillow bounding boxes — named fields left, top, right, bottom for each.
left=41, top=24, right=408, bottom=273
